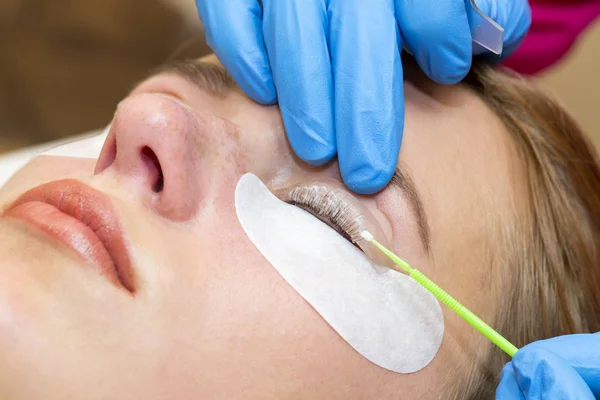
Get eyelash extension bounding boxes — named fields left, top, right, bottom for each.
left=287, top=185, right=366, bottom=244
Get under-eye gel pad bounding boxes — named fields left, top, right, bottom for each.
left=235, top=173, right=444, bottom=373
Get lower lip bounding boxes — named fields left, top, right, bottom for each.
left=4, top=201, right=124, bottom=289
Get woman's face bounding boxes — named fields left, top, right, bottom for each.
left=0, top=55, right=519, bottom=399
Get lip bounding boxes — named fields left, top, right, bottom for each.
left=1, top=179, right=135, bottom=294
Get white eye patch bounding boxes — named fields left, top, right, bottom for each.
left=235, top=173, right=444, bottom=373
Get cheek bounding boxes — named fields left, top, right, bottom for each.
left=0, top=157, right=96, bottom=207
left=131, top=215, right=356, bottom=391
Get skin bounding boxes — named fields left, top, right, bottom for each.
left=0, top=55, right=521, bottom=399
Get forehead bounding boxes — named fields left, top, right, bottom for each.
left=400, top=78, right=519, bottom=271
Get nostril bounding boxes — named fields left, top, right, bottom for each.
left=140, top=146, right=164, bottom=193
left=155, top=171, right=164, bottom=193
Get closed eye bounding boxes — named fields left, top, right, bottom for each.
left=280, top=184, right=367, bottom=248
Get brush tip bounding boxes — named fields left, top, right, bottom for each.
left=360, top=230, right=374, bottom=242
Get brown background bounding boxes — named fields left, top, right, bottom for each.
left=0, top=0, right=598, bottom=153
left=538, top=21, right=600, bottom=149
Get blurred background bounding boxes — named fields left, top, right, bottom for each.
left=0, top=0, right=598, bottom=153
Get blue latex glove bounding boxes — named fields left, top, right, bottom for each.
left=496, top=333, right=600, bottom=399
left=196, top=0, right=531, bottom=194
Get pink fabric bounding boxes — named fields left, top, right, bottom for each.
left=503, top=0, right=600, bottom=75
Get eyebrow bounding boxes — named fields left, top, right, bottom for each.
left=150, top=59, right=235, bottom=97
left=389, top=167, right=432, bottom=253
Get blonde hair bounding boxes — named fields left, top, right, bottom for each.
left=456, top=63, right=600, bottom=398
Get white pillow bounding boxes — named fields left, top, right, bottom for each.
left=0, top=128, right=107, bottom=188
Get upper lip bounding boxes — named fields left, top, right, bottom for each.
left=2, top=179, right=135, bottom=294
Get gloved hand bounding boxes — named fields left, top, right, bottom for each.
left=196, top=0, right=531, bottom=194
left=496, top=333, right=600, bottom=399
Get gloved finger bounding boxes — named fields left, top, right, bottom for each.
left=329, top=0, right=403, bottom=194
left=525, top=333, right=600, bottom=397
left=195, top=0, right=276, bottom=104
left=473, top=0, right=532, bottom=58
left=261, top=0, right=335, bottom=165
left=395, top=0, right=472, bottom=84
left=509, top=343, right=596, bottom=399
left=495, top=363, right=526, bottom=400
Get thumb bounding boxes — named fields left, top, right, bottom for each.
left=527, top=333, right=600, bottom=397
left=509, top=344, right=595, bottom=399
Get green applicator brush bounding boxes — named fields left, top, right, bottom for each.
left=360, top=230, right=518, bottom=358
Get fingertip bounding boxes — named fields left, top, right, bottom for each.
left=425, top=50, right=472, bottom=84
left=336, top=116, right=402, bottom=195
left=215, top=48, right=277, bottom=104
left=501, top=1, right=532, bottom=58
left=341, top=163, right=396, bottom=195
left=236, top=76, right=278, bottom=105
left=297, top=143, right=336, bottom=166
left=397, top=1, right=472, bottom=84
left=284, top=114, right=336, bottom=166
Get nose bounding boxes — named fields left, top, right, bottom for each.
left=95, top=93, right=204, bottom=221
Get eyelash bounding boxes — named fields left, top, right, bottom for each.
left=286, top=186, right=365, bottom=244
